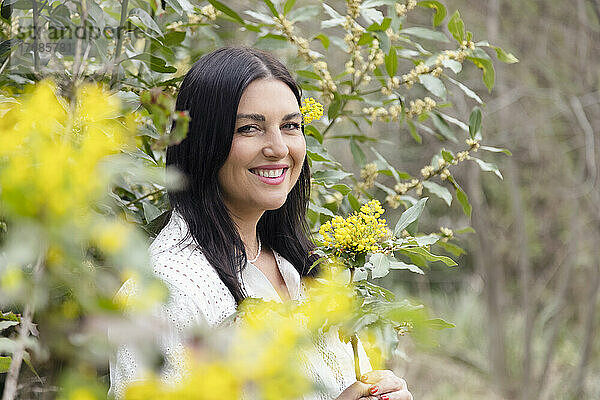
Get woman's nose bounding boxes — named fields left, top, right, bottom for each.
left=262, top=128, right=289, bottom=159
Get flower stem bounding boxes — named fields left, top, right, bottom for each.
left=351, top=333, right=361, bottom=381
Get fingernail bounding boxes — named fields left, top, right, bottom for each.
left=360, top=374, right=369, bottom=383
left=381, top=396, right=389, bottom=400
left=369, top=385, right=378, bottom=395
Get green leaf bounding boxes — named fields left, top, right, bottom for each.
left=419, top=75, right=447, bottom=100
left=426, top=318, right=455, bottom=329
left=366, top=17, right=392, bottom=32
left=288, top=5, right=319, bottom=22
left=327, top=94, right=343, bottom=121
left=456, top=226, right=476, bottom=234
left=283, top=0, right=296, bottom=15
left=441, top=149, right=455, bottom=163
left=0, top=320, right=19, bottom=331
left=347, top=193, right=361, bottom=211
left=262, top=0, right=279, bottom=16
left=407, top=120, right=422, bottom=144
left=304, top=125, right=323, bottom=143
left=312, top=170, right=353, bottom=184
left=399, top=27, right=449, bottom=42
left=143, top=202, right=162, bottom=222
left=208, top=0, right=245, bottom=23
left=350, top=137, right=366, bottom=167
left=417, top=1, right=447, bottom=26
left=447, top=10, right=464, bottom=43
left=412, top=233, right=441, bottom=247
left=401, top=247, right=457, bottom=266
left=0, top=356, right=10, bottom=373
left=245, top=10, right=274, bottom=24
left=394, top=198, right=428, bottom=235
left=129, top=8, right=163, bottom=36
left=389, top=259, right=424, bottom=274
left=309, top=202, right=335, bottom=217
left=442, top=58, right=462, bottom=73
left=130, top=53, right=177, bottom=73
left=296, top=70, right=321, bottom=80
left=321, top=3, right=344, bottom=28
left=430, top=112, right=457, bottom=142
left=162, top=31, right=186, bottom=46
left=369, top=146, right=401, bottom=183
left=369, top=253, right=391, bottom=279
left=449, top=177, right=471, bottom=217
left=468, top=56, right=495, bottom=92
left=0, top=39, right=20, bottom=58
left=330, top=184, right=352, bottom=196
left=313, top=33, right=330, bottom=49
left=361, top=7, right=384, bottom=25
left=435, top=241, right=466, bottom=256
left=353, top=267, right=368, bottom=281
left=446, top=76, right=482, bottom=104
left=385, top=46, right=398, bottom=77
left=422, top=181, right=451, bottom=206
left=480, top=145, right=512, bottom=156
left=471, top=157, right=503, bottom=179
left=468, top=107, right=482, bottom=140
left=492, top=46, right=518, bottom=63
left=306, top=136, right=334, bottom=163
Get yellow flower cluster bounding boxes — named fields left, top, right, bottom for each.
left=319, top=199, right=388, bottom=254
left=125, top=275, right=359, bottom=400
left=0, top=80, right=134, bottom=221
left=300, top=97, right=324, bottom=124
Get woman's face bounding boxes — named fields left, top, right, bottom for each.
left=217, top=78, right=306, bottom=219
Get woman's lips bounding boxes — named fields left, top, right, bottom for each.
left=249, top=168, right=288, bottom=185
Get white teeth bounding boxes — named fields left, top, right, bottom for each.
left=252, top=168, right=284, bottom=178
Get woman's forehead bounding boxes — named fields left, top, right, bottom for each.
left=237, top=79, right=300, bottom=115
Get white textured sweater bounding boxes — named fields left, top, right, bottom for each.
left=109, top=211, right=371, bottom=399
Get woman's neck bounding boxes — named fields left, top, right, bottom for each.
left=229, top=210, right=264, bottom=258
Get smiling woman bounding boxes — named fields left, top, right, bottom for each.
left=109, top=47, right=413, bottom=400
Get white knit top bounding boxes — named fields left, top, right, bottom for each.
left=109, top=211, right=371, bottom=399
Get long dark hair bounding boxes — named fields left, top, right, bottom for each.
left=166, top=47, right=317, bottom=304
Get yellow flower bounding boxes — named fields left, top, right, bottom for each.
left=319, top=199, right=389, bottom=255
left=300, top=97, right=324, bottom=124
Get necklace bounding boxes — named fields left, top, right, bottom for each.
left=247, top=237, right=261, bottom=264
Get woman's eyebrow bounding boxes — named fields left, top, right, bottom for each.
left=236, top=113, right=265, bottom=121
left=282, top=112, right=302, bottom=121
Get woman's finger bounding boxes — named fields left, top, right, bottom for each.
left=359, top=370, right=407, bottom=395
left=377, top=389, right=413, bottom=400
left=337, top=380, right=373, bottom=399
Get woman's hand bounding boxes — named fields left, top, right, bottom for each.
left=335, top=370, right=413, bottom=400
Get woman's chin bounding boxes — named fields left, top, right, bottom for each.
left=261, top=197, right=288, bottom=211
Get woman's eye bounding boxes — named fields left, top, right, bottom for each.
left=236, top=125, right=259, bottom=134
left=282, top=122, right=302, bottom=131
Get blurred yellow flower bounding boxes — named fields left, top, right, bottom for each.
left=0, top=80, right=134, bottom=222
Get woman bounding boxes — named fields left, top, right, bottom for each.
left=110, top=47, right=413, bottom=400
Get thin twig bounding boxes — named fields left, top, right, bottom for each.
left=124, top=188, right=164, bottom=207
left=1, top=255, right=44, bottom=400
left=110, top=0, right=130, bottom=89
left=31, top=0, right=40, bottom=74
